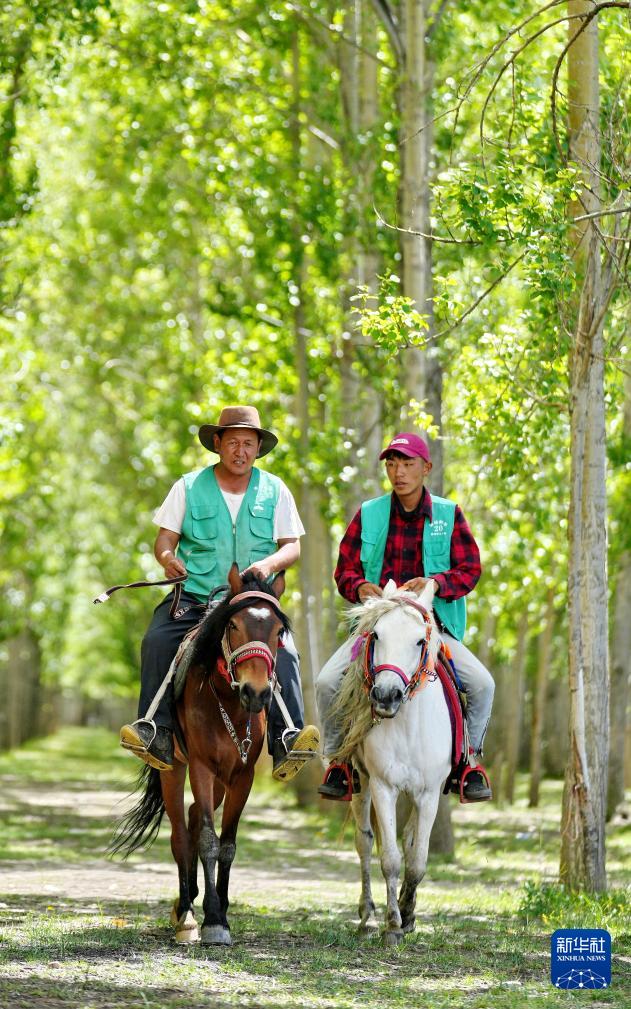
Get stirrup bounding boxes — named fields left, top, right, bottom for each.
left=280, top=726, right=319, bottom=762
left=459, top=755, right=492, bottom=804
left=318, top=761, right=360, bottom=801
left=119, top=718, right=157, bottom=754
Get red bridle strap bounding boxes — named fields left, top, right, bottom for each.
left=372, top=663, right=411, bottom=687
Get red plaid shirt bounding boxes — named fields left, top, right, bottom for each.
left=335, top=488, right=481, bottom=603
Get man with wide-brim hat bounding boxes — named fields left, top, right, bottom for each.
left=197, top=405, right=279, bottom=457
left=120, top=405, right=319, bottom=778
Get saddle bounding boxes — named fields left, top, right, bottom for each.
left=434, top=644, right=466, bottom=774
left=173, top=623, right=205, bottom=701
left=436, top=645, right=491, bottom=802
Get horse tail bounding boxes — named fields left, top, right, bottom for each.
left=109, top=765, right=165, bottom=858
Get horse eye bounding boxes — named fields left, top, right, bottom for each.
left=417, top=639, right=423, bottom=647
left=373, top=631, right=379, bottom=641
left=228, top=620, right=237, bottom=631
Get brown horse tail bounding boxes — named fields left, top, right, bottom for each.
left=109, top=766, right=165, bottom=858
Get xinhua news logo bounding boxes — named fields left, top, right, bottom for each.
left=551, top=929, right=611, bottom=989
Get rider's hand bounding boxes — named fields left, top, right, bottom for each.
left=400, top=577, right=439, bottom=595
left=241, top=560, right=273, bottom=581
left=357, top=582, right=383, bottom=603
left=160, top=553, right=187, bottom=579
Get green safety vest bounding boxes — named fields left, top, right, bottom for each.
left=177, top=466, right=280, bottom=600
left=359, top=492, right=467, bottom=640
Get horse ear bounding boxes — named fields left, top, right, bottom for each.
left=270, top=570, right=285, bottom=599
left=228, top=563, right=243, bottom=596
left=417, top=580, right=436, bottom=610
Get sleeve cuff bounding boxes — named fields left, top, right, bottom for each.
left=432, top=574, right=447, bottom=598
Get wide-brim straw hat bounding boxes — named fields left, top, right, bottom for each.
left=198, top=406, right=278, bottom=457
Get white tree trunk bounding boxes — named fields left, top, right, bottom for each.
left=529, top=587, right=556, bottom=807
left=607, top=372, right=631, bottom=818
left=398, top=0, right=443, bottom=484
left=339, top=1, right=382, bottom=517
left=560, top=1, right=609, bottom=891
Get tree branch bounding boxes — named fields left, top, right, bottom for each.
left=285, top=2, right=394, bottom=69
left=369, top=0, right=404, bottom=64
left=426, top=0, right=451, bottom=41
left=433, top=251, right=528, bottom=339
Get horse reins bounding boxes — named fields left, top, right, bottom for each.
left=94, top=574, right=188, bottom=618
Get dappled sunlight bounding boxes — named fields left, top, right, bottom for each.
left=1, top=728, right=628, bottom=1009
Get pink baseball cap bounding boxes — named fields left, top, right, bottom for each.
left=379, top=432, right=431, bottom=463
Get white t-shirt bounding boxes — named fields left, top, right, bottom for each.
left=153, top=473, right=305, bottom=540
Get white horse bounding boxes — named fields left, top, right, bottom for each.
left=333, top=580, right=452, bottom=945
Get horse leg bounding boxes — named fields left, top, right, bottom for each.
left=161, top=764, right=199, bottom=944
left=188, top=759, right=229, bottom=945
left=351, top=770, right=376, bottom=930
left=398, top=789, right=441, bottom=935
left=186, top=783, right=224, bottom=912
left=216, top=774, right=252, bottom=929
left=186, top=802, right=201, bottom=908
left=370, top=779, right=402, bottom=945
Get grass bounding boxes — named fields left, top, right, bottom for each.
left=0, top=727, right=629, bottom=1008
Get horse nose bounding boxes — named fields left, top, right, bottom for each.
left=370, top=684, right=404, bottom=707
left=239, top=681, right=272, bottom=713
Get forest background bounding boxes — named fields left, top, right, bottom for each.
left=1, top=0, right=629, bottom=891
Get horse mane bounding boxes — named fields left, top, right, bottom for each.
left=331, top=589, right=441, bottom=763
left=191, top=573, right=291, bottom=673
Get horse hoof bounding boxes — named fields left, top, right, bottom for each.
left=201, top=925, right=232, bottom=946
left=176, top=924, right=200, bottom=944
left=384, top=930, right=404, bottom=946
left=171, top=907, right=199, bottom=944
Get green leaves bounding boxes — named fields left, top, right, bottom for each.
left=352, top=274, right=429, bottom=354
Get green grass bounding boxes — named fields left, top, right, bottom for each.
left=0, top=728, right=629, bottom=1009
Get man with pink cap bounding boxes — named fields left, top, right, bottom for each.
left=316, top=432, right=494, bottom=801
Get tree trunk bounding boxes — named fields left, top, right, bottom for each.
left=529, top=587, right=556, bottom=807
left=560, top=2, right=609, bottom=891
left=339, top=1, right=382, bottom=518
left=503, top=611, right=529, bottom=805
left=607, top=371, right=631, bottom=818
left=2, top=628, right=41, bottom=750
left=289, top=28, right=324, bottom=804
left=398, top=0, right=442, bottom=481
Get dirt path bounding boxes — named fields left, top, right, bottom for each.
left=0, top=732, right=628, bottom=1009
left=0, top=772, right=361, bottom=910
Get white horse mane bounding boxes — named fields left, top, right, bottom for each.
left=344, top=580, right=441, bottom=662
left=333, top=581, right=442, bottom=762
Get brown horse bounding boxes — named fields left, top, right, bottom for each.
left=111, top=565, right=289, bottom=945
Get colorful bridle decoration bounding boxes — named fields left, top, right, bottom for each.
left=352, top=602, right=438, bottom=702
left=216, top=591, right=284, bottom=689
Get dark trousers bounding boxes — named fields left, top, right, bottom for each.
left=138, top=591, right=305, bottom=753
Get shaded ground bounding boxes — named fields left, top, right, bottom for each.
left=0, top=729, right=629, bottom=1009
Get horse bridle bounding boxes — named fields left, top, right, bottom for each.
left=358, top=599, right=436, bottom=701
left=218, top=590, right=285, bottom=689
